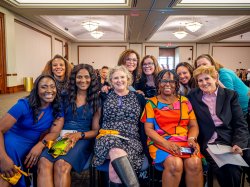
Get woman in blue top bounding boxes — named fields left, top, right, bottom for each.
left=0, top=74, right=64, bottom=187
left=38, top=64, right=101, bottom=187
left=194, top=54, right=250, bottom=115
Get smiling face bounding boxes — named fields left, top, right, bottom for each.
left=52, top=58, right=66, bottom=80
left=111, top=70, right=128, bottom=92
left=142, top=57, right=155, bottom=76
left=176, top=66, right=191, bottom=85
left=38, top=77, right=57, bottom=108
left=196, top=57, right=212, bottom=68
left=125, top=53, right=138, bottom=73
left=159, top=72, right=176, bottom=96
left=197, top=73, right=217, bottom=94
left=76, top=68, right=91, bottom=92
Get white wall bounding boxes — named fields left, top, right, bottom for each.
left=129, top=44, right=142, bottom=59
left=196, top=43, right=210, bottom=57
left=78, top=46, right=126, bottom=69
left=1, top=6, right=71, bottom=87
left=145, top=46, right=159, bottom=59
left=174, top=46, right=193, bottom=66
left=15, top=21, right=52, bottom=85
left=212, top=46, right=250, bottom=70
left=54, top=39, right=63, bottom=56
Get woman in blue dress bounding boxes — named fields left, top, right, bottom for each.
left=0, top=74, right=64, bottom=187
left=38, top=64, right=101, bottom=187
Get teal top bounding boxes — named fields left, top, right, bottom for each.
left=219, top=68, right=250, bottom=114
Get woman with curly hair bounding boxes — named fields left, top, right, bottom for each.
left=38, top=64, right=101, bottom=187
left=42, top=54, right=72, bottom=98
left=135, top=55, right=161, bottom=98
left=0, top=74, right=64, bottom=187
left=176, top=62, right=196, bottom=96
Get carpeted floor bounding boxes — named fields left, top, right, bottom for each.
left=0, top=91, right=28, bottom=118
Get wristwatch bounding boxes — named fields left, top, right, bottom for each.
left=41, top=139, right=47, bottom=146
left=81, top=132, right=85, bottom=139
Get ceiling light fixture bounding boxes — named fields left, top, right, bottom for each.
left=173, top=30, right=188, bottom=39
left=185, top=21, right=202, bottom=32
left=91, top=30, right=104, bottom=39
left=81, top=21, right=99, bottom=31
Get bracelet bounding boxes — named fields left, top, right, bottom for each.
left=188, top=137, right=197, bottom=142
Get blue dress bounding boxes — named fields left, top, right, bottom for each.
left=40, top=104, right=94, bottom=172
left=4, top=98, right=58, bottom=187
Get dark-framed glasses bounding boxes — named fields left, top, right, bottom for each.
left=160, top=79, right=176, bottom=85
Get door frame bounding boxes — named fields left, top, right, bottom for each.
left=0, top=12, right=6, bottom=94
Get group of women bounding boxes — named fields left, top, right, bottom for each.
left=0, top=50, right=249, bottom=187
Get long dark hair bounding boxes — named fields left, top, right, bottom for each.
left=68, top=64, right=100, bottom=115
left=176, top=62, right=196, bottom=89
left=155, top=69, right=180, bottom=96
left=27, top=74, right=61, bottom=123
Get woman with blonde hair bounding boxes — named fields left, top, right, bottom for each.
left=194, top=54, right=250, bottom=115
left=188, top=65, right=249, bottom=187
left=93, top=65, right=146, bottom=187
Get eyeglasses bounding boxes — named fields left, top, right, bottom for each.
left=160, top=79, right=176, bottom=85
left=126, top=58, right=138, bottom=62
left=142, top=62, right=154, bottom=67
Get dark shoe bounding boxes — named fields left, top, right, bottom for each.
left=111, top=156, right=139, bottom=187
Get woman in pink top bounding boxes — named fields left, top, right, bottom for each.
left=188, top=66, right=249, bottom=187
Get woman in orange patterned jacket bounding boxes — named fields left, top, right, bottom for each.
left=141, top=69, right=203, bottom=187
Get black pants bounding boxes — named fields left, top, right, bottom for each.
left=204, top=150, right=242, bottom=187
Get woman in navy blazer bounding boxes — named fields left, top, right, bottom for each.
left=188, top=66, right=249, bottom=187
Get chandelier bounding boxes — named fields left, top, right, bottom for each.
left=173, top=30, right=188, bottom=39
left=185, top=21, right=202, bottom=32
left=81, top=21, right=99, bottom=32
left=91, top=30, right=104, bottom=39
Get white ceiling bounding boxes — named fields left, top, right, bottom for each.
left=1, top=0, right=250, bottom=43
left=41, top=15, right=125, bottom=41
